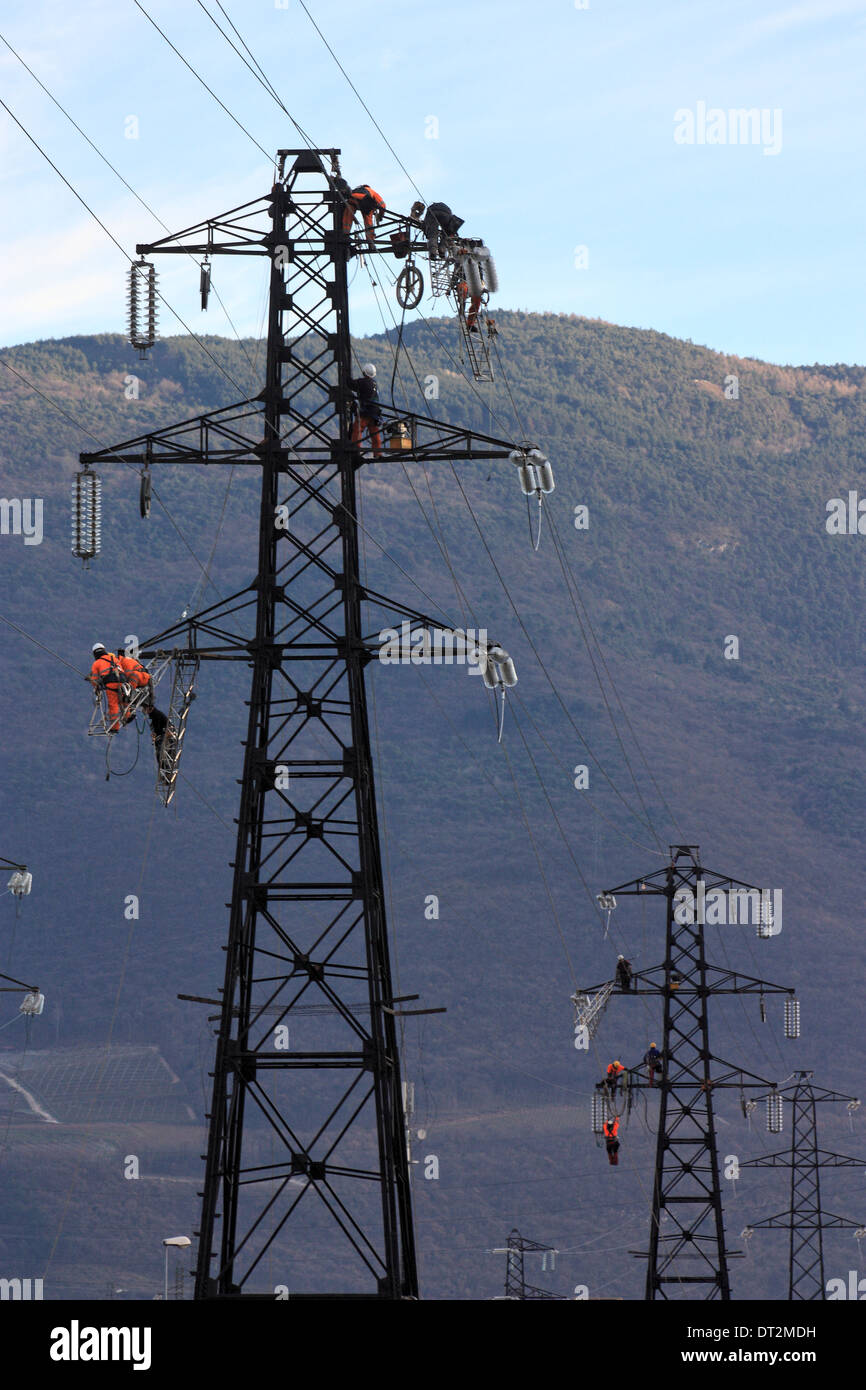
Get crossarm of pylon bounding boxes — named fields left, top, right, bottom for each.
left=373, top=407, right=530, bottom=463
left=745, top=1148, right=866, bottom=1169
left=579, top=961, right=794, bottom=997
left=703, top=965, right=794, bottom=994
left=0, top=969, right=39, bottom=992
left=604, top=865, right=764, bottom=896
left=360, top=590, right=500, bottom=649
left=80, top=397, right=266, bottom=468
left=135, top=194, right=275, bottom=257
left=750, top=1209, right=863, bottom=1231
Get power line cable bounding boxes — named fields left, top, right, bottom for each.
left=0, top=27, right=261, bottom=394
left=295, top=0, right=424, bottom=200
left=133, top=1, right=274, bottom=163
left=196, top=0, right=319, bottom=153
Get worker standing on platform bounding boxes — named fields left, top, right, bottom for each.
left=351, top=364, right=384, bottom=459
left=603, top=1116, right=620, bottom=1165
left=615, top=955, right=633, bottom=990
left=644, top=1042, right=663, bottom=1087
left=605, top=1059, right=626, bottom=1094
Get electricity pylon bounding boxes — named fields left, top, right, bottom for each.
left=742, top=1072, right=864, bottom=1300
left=491, top=1229, right=562, bottom=1300
left=78, top=149, right=532, bottom=1298
left=580, top=844, right=796, bottom=1300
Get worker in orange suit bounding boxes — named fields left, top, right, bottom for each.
left=89, top=643, right=130, bottom=732
left=341, top=185, right=385, bottom=247
left=116, top=644, right=169, bottom=742
left=603, top=1116, right=620, bottom=1165
left=605, top=1059, right=626, bottom=1093
left=455, top=274, right=483, bottom=333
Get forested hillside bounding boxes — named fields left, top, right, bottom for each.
left=0, top=313, right=863, bottom=1300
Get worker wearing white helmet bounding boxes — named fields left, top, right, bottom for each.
left=350, top=363, right=383, bottom=459
left=615, top=954, right=633, bottom=991
left=89, top=642, right=127, bottom=732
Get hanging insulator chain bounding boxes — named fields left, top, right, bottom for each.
left=127, top=259, right=158, bottom=354
left=784, top=998, right=801, bottom=1039
left=756, top=896, right=775, bottom=938
left=767, top=1093, right=784, bottom=1133
left=200, top=258, right=211, bottom=312
left=71, top=467, right=102, bottom=564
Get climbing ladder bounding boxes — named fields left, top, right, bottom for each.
left=154, top=653, right=198, bottom=806
left=571, top=980, right=614, bottom=1042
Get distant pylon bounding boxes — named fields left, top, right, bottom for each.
left=490, top=1229, right=562, bottom=1300
left=742, top=1071, right=864, bottom=1299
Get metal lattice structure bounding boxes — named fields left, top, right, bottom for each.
left=492, top=1229, right=562, bottom=1300
left=78, top=149, right=531, bottom=1299
left=154, top=653, right=198, bottom=807
left=743, top=1072, right=864, bottom=1300
left=583, top=845, right=796, bottom=1300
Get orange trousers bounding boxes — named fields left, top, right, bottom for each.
left=352, top=414, right=383, bottom=456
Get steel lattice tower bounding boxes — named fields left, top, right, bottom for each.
left=79, top=149, right=529, bottom=1298
left=492, top=1230, right=561, bottom=1300
left=743, top=1072, right=864, bottom=1300
left=582, top=845, right=795, bottom=1300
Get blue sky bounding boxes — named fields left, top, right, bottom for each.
left=1, top=0, right=865, bottom=364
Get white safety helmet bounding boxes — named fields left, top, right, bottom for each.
left=362, top=363, right=377, bottom=378
left=92, top=642, right=106, bottom=655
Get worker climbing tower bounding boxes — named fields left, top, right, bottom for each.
left=579, top=845, right=797, bottom=1300
left=75, top=150, right=543, bottom=1298
left=742, top=1072, right=864, bottom=1300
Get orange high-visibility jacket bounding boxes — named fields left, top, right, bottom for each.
left=90, top=651, right=123, bottom=689
left=116, top=654, right=150, bottom=688
left=603, top=1118, right=619, bottom=1140
left=607, top=1062, right=625, bottom=1079
left=349, top=185, right=385, bottom=217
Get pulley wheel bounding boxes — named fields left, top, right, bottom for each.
left=396, top=264, right=424, bottom=310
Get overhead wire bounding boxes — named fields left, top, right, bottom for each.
left=0, top=95, right=253, bottom=405
left=196, top=0, right=319, bottom=152
left=361, top=258, right=666, bottom=840
left=295, top=0, right=425, bottom=201
left=364, top=257, right=666, bottom=833
left=133, top=1, right=274, bottom=164
left=543, top=509, right=665, bottom=852
left=360, top=280, right=665, bottom=1000
left=0, top=354, right=243, bottom=626
left=546, top=503, right=685, bottom=843
left=0, top=27, right=261, bottom=394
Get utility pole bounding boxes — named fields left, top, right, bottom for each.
left=742, top=1072, right=864, bottom=1299
left=578, top=844, right=796, bottom=1300
left=491, top=1229, right=562, bottom=1300
left=78, top=149, right=535, bottom=1298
